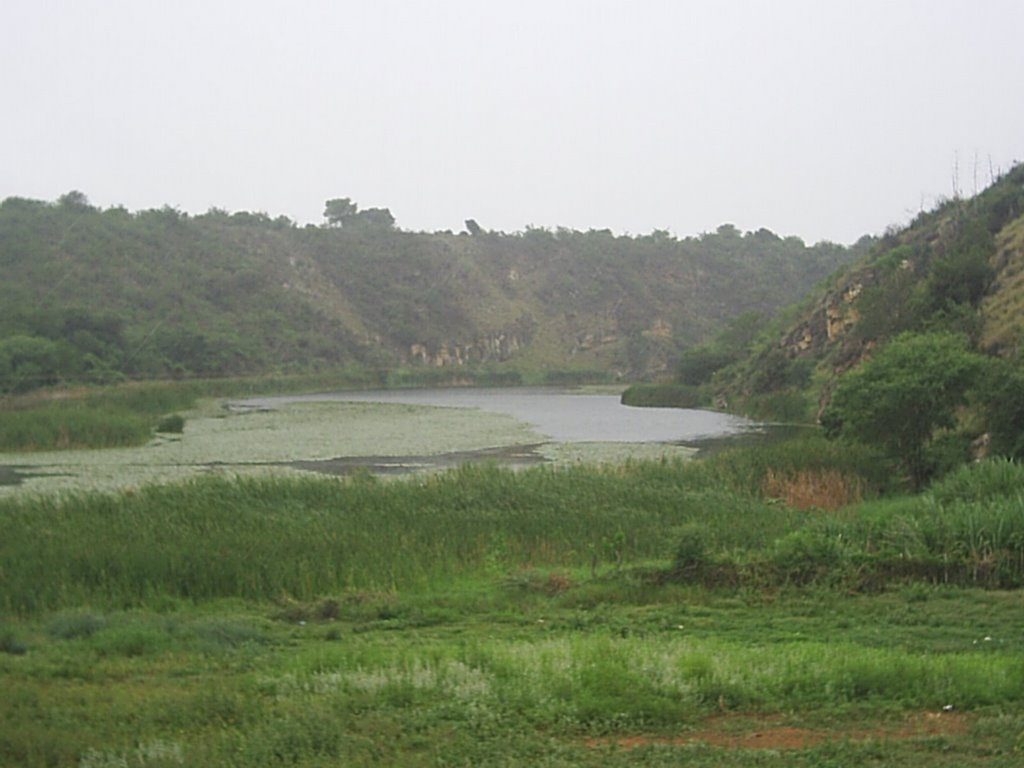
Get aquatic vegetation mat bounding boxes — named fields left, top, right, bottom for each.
left=0, top=399, right=697, bottom=495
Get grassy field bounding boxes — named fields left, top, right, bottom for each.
left=2, top=429, right=1024, bottom=765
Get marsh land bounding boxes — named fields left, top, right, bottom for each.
left=2, top=386, right=1023, bottom=766
left=0, top=388, right=751, bottom=495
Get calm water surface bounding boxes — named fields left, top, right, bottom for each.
left=241, top=388, right=757, bottom=444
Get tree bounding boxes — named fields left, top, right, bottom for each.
left=323, top=197, right=357, bottom=227
left=820, top=332, right=986, bottom=489
left=323, top=198, right=395, bottom=231
left=676, top=345, right=736, bottom=385
left=978, top=356, right=1024, bottom=460
left=0, top=334, right=67, bottom=393
left=925, top=215, right=994, bottom=311
left=57, top=190, right=94, bottom=210
left=350, top=207, right=395, bottom=231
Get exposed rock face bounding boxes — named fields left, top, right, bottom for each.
left=781, top=268, right=878, bottom=362
left=642, top=318, right=673, bottom=339
left=407, top=319, right=535, bottom=367
left=761, top=265, right=887, bottom=419
left=572, top=330, right=618, bottom=353
left=826, top=283, right=865, bottom=341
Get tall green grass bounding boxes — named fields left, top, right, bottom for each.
left=0, top=403, right=154, bottom=450
left=620, top=383, right=704, bottom=408
left=0, top=369, right=384, bottom=452
left=683, top=433, right=893, bottom=498
left=3, top=431, right=1021, bottom=615
left=927, top=456, right=1024, bottom=504
left=0, top=461, right=803, bottom=615
left=676, top=458, right=1024, bottom=590
left=273, top=635, right=1024, bottom=721
left=0, top=381, right=204, bottom=451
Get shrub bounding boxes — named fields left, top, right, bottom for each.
left=156, top=413, right=186, bottom=433
left=979, top=358, right=1024, bottom=460
left=0, top=625, right=27, bottom=655
left=770, top=530, right=849, bottom=585
left=47, top=611, right=106, bottom=640
left=676, top=346, right=736, bottom=385
left=672, top=524, right=710, bottom=575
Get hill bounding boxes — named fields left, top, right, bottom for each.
left=0, top=195, right=859, bottom=393
left=672, top=164, right=1024, bottom=481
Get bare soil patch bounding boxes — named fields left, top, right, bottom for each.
left=585, top=710, right=970, bottom=751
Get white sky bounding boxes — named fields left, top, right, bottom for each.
left=2, top=0, right=1022, bottom=244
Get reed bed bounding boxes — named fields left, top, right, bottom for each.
left=672, top=459, right=1024, bottom=590
left=0, top=462, right=801, bottom=614
left=0, top=403, right=153, bottom=450
left=682, top=433, right=892, bottom=499
left=762, top=467, right=864, bottom=510
left=3, top=453, right=1023, bottom=615
left=0, top=381, right=203, bottom=451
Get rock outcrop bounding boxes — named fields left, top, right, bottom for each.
left=781, top=268, right=878, bottom=365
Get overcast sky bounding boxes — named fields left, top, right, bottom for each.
left=3, top=0, right=1022, bottom=244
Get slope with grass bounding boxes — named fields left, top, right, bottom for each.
left=981, top=211, right=1024, bottom=353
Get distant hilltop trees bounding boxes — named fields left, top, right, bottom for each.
left=323, top=197, right=395, bottom=231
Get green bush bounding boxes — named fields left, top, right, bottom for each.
left=979, top=357, right=1024, bottom=460
left=923, top=431, right=973, bottom=481
left=740, top=388, right=813, bottom=422
left=0, top=624, right=27, bottom=655
left=0, top=381, right=206, bottom=451
left=155, top=413, right=185, bottom=433
left=676, top=346, right=736, bottom=385
left=770, top=530, right=849, bottom=585
left=672, top=524, right=710, bottom=574
left=47, top=611, right=107, bottom=640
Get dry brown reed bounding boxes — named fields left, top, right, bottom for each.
left=762, top=468, right=864, bottom=510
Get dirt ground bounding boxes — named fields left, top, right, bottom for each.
left=585, top=710, right=970, bottom=750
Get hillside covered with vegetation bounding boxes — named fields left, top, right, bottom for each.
left=646, top=164, right=1024, bottom=488
left=0, top=192, right=861, bottom=394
